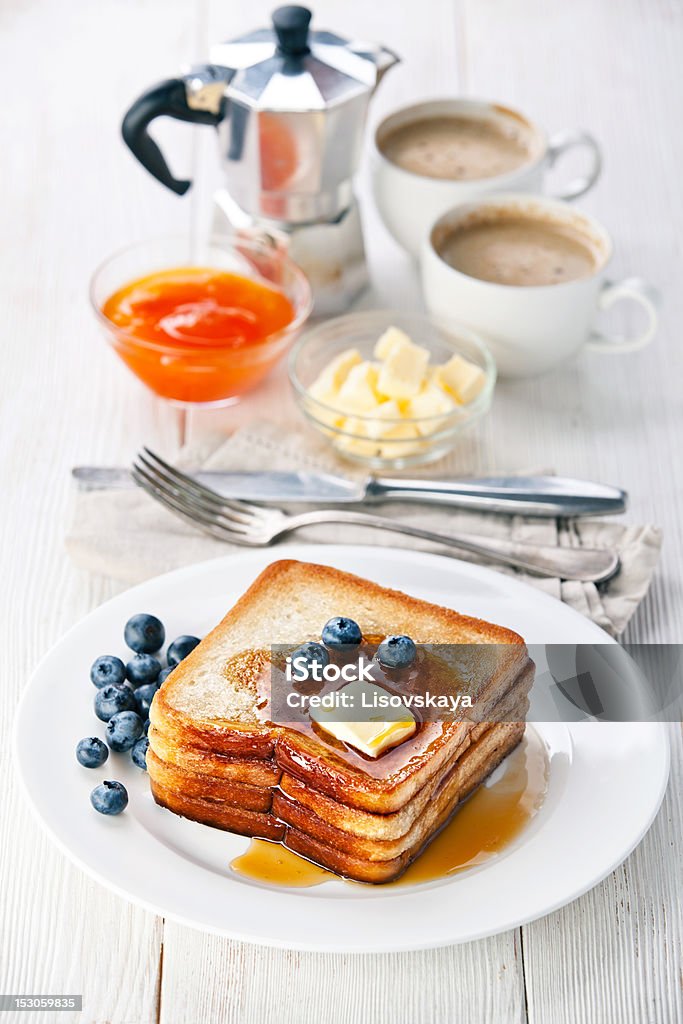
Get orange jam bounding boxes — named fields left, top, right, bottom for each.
left=101, top=267, right=296, bottom=404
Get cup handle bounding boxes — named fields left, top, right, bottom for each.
left=546, top=129, right=602, bottom=200
left=586, top=277, right=661, bottom=354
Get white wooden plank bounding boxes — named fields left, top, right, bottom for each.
left=460, top=2, right=683, bottom=1020
left=0, top=0, right=203, bottom=1019
left=521, top=724, right=682, bottom=1024
left=158, top=932, right=526, bottom=1024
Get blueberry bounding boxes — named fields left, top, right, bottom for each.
left=131, top=736, right=149, bottom=770
left=157, top=667, right=174, bottom=685
left=290, top=642, right=330, bottom=677
left=143, top=718, right=150, bottom=735
left=322, top=616, right=362, bottom=650
left=134, top=682, right=158, bottom=717
left=91, top=780, right=128, bottom=815
left=126, top=653, right=161, bottom=686
left=76, top=737, right=109, bottom=768
left=106, top=710, right=143, bottom=752
left=90, top=655, right=126, bottom=689
left=94, top=683, right=137, bottom=722
left=377, top=635, right=417, bottom=669
left=167, top=635, right=201, bottom=667
left=124, top=613, right=165, bottom=654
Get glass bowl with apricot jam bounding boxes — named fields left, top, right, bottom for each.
left=91, top=236, right=312, bottom=407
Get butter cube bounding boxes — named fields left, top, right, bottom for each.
left=306, top=378, right=345, bottom=429
left=333, top=418, right=380, bottom=459
left=437, top=354, right=486, bottom=405
left=313, top=347, right=362, bottom=392
left=311, top=680, right=416, bottom=758
left=366, top=402, right=423, bottom=458
left=377, top=339, right=430, bottom=400
left=405, top=384, right=457, bottom=436
left=373, top=326, right=414, bottom=361
left=365, top=400, right=403, bottom=440
left=378, top=421, right=421, bottom=459
left=336, top=361, right=381, bottom=414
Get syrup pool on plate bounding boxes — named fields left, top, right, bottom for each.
left=396, top=727, right=548, bottom=885
left=229, top=728, right=549, bottom=888
left=231, top=840, right=334, bottom=888
left=100, top=266, right=297, bottom=404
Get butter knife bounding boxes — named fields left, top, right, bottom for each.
left=72, top=467, right=627, bottom=517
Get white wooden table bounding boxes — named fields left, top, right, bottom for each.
left=2, top=0, right=681, bottom=1021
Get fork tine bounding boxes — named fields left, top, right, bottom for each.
left=132, top=463, right=259, bottom=536
left=132, top=468, right=263, bottom=546
left=141, top=447, right=272, bottom=518
left=137, top=450, right=256, bottom=524
left=134, top=454, right=257, bottom=528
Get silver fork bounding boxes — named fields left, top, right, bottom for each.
left=131, top=449, right=620, bottom=583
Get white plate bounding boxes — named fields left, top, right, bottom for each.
left=14, top=546, right=669, bottom=952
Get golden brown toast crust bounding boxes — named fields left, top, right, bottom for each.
left=149, top=778, right=285, bottom=841
left=146, top=748, right=273, bottom=812
left=200, top=558, right=527, bottom=648
left=149, top=699, right=276, bottom=758
left=148, top=726, right=280, bottom=785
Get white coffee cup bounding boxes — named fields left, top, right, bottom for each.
left=420, top=194, right=660, bottom=378
left=373, top=98, right=602, bottom=257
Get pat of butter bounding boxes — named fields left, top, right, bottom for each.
left=306, top=379, right=346, bottom=429
left=363, top=404, right=422, bottom=457
left=374, top=326, right=413, bottom=361
left=405, top=384, right=456, bottom=436
left=311, top=681, right=416, bottom=758
left=378, top=421, right=421, bottom=459
left=377, top=338, right=430, bottom=400
left=365, top=400, right=403, bottom=439
left=314, top=347, right=362, bottom=392
left=333, top=418, right=379, bottom=458
left=336, top=361, right=380, bottom=414
left=437, top=354, right=486, bottom=405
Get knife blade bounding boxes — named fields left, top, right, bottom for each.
left=71, top=467, right=627, bottom=517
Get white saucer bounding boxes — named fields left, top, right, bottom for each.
left=14, top=546, right=669, bottom=951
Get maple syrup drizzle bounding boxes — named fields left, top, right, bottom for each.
left=231, top=840, right=333, bottom=887
left=229, top=728, right=548, bottom=888
left=397, top=727, right=547, bottom=884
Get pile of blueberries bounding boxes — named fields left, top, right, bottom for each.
left=77, top=612, right=200, bottom=816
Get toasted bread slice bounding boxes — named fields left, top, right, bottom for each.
left=150, top=778, right=285, bottom=841
left=151, top=560, right=531, bottom=814
left=148, top=726, right=281, bottom=785
left=146, top=748, right=273, bottom=811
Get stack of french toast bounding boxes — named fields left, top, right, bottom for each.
left=147, top=560, right=534, bottom=883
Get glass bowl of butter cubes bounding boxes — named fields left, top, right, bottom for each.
left=289, top=311, right=495, bottom=468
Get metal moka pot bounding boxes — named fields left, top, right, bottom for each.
left=122, top=6, right=399, bottom=311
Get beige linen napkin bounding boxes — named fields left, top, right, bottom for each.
left=66, top=422, right=661, bottom=637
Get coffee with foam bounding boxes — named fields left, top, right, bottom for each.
left=435, top=209, right=602, bottom=287
left=380, top=114, right=535, bottom=182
